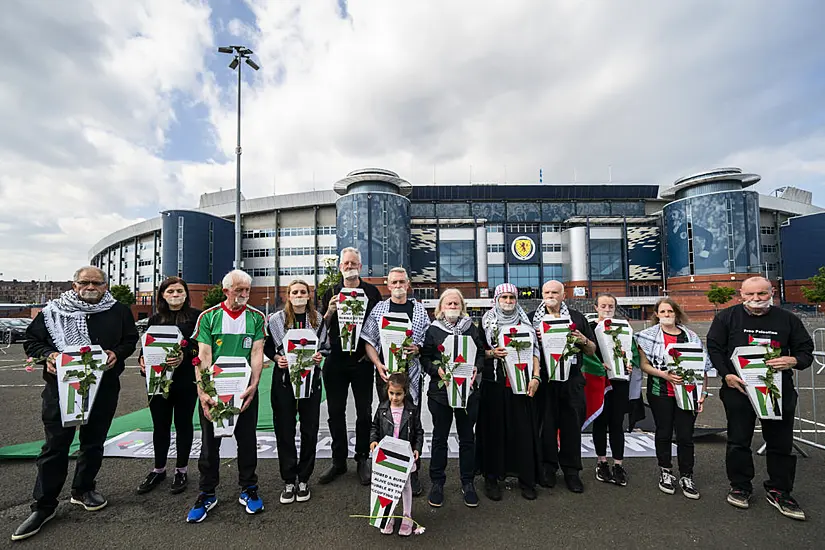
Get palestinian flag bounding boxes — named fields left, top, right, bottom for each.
left=754, top=385, right=778, bottom=417
left=58, top=351, right=85, bottom=369
left=674, top=382, right=699, bottom=412
left=212, top=363, right=248, bottom=378
left=736, top=351, right=767, bottom=371
left=148, top=364, right=166, bottom=393
left=293, top=367, right=314, bottom=399
left=542, top=317, right=571, bottom=336
left=143, top=329, right=180, bottom=348
left=747, top=335, right=771, bottom=346
left=381, top=314, right=410, bottom=333
left=374, top=446, right=412, bottom=474
left=217, top=394, right=237, bottom=428
left=66, top=381, right=83, bottom=415
left=369, top=494, right=397, bottom=529
left=581, top=353, right=610, bottom=429
left=286, top=337, right=318, bottom=353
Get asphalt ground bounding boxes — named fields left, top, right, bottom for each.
left=1, top=343, right=824, bottom=549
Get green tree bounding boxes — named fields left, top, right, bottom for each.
left=801, top=266, right=825, bottom=305
left=202, top=284, right=224, bottom=309
left=109, top=284, right=135, bottom=305
left=706, top=283, right=736, bottom=312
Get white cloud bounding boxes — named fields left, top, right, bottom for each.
left=1, top=0, right=825, bottom=281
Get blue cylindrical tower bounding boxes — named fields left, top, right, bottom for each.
left=335, top=168, right=412, bottom=277
left=161, top=210, right=234, bottom=284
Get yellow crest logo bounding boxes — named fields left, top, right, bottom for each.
left=511, top=236, right=536, bottom=261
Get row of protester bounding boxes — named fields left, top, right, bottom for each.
left=12, top=259, right=812, bottom=541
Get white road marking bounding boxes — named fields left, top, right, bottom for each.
left=0, top=384, right=44, bottom=388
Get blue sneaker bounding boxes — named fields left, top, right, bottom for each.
left=186, top=493, right=217, bottom=523
left=239, top=485, right=264, bottom=514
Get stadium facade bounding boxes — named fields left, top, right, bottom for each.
left=90, top=167, right=823, bottom=320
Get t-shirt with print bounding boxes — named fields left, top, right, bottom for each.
left=193, top=302, right=266, bottom=362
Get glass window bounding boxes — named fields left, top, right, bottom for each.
left=488, top=265, right=506, bottom=289
left=506, top=223, right=538, bottom=233
left=543, top=264, right=563, bottom=280
left=541, top=223, right=565, bottom=233
left=472, top=202, right=506, bottom=222
left=413, top=287, right=437, bottom=300
left=542, top=202, right=575, bottom=222
left=506, top=202, right=541, bottom=222
left=436, top=202, right=471, bottom=218
left=411, top=202, right=435, bottom=218
left=439, top=240, right=475, bottom=282
left=486, top=224, right=503, bottom=233
left=576, top=202, right=610, bottom=217
left=541, top=243, right=562, bottom=253
left=509, top=264, right=540, bottom=289
left=610, top=201, right=646, bottom=216
left=590, top=239, right=624, bottom=280
left=487, top=243, right=505, bottom=253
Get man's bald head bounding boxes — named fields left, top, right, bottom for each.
left=542, top=280, right=564, bottom=294
left=740, top=276, right=774, bottom=314
left=741, top=276, right=773, bottom=296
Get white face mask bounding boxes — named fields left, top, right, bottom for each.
left=443, top=309, right=461, bottom=322
left=500, top=302, right=515, bottom=314
left=166, top=295, right=186, bottom=306
left=290, top=297, right=308, bottom=307
left=659, top=316, right=676, bottom=327
left=391, top=288, right=407, bottom=300
left=544, top=297, right=559, bottom=309
left=342, top=269, right=359, bottom=280
left=743, top=297, right=773, bottom=310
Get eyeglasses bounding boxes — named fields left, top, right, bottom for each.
left=76, top=280, right=106, bottom=287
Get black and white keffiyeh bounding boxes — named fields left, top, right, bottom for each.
left=42, top=290, right=117, bottom=352
left=431, top=315, right=473, bottom=335
left=267, top=309, right=326, bottom=356
left=635, top=323, right=712, bottom=372
left=530, top=301, right=571, bottom=330
left=360, top=298, right=431, bottom=403
left=481, top=300, right=538, bottom=381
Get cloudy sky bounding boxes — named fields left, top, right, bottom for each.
left=1, top=0, right=824, bottom=281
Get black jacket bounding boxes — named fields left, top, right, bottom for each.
left=420, top=321, right=485, bottom=406
left=528, top=305, right=595, bottom=385
left=370, top=400, right=424, bottom=455
left=25, top=302, right=139, bottom=382
left=320, top=279, right=382, bottom=362
left=707, top=304, right=813, bottom=389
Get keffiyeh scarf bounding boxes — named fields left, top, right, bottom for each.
left=431, top=316, right=473, bottom=335
left=530, top=301, right=571, bottom=329
left=42, top=290, right=117, bottom=352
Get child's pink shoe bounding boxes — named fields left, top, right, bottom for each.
left=398, top=518, right=414, bottom=537
left=381, top=519, right=395, bottom=535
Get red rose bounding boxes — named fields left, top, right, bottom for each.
left=568, top=323, right=577, bottom=332
left=770, top=340, right=781, bottom=349
left=603, top=319, right=612, bottom=329
left=300, top=338, right=308, bottom=346
left=437, top=344, right=445, bottom=352
left=405, top=329, right=413, bottom=337
left=180, top=339, right=188, bottom=348
left=79, top=346, right=92, bottom=354
left=350, top=291, right=358, bottom=298
left=192, top=357, right=201, bottom=366
left=509, top=327, right=518, bottom=335
left=668, top=348, right=681, bottom=358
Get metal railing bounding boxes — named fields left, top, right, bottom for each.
left=0, top=329, right=11, bottom=354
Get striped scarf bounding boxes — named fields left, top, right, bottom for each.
left=530, top=301, right=571, bottom=330
left=634, top=323, right=711, bottom=371
left=42, top=290, right=116, bottom=352
left=267, top=309, right=325, bottom=355
left=431, top=316, right=473, bottom=335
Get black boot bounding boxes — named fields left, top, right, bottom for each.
left=11, top=509, right=56, bottom=541
left=318, top=463, right=347, bottom=485
left=356, top=458, right=371, bottom=486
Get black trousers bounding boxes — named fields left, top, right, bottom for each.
left=271, top=368, right=322, bottom=483
left=592, top=380, right=630, bottom=460
left=323, top=355, right=374, bottom=464
left=541, top=376, right=585, bottom=475
left=149, top=375, right=197, bottom=469
left=33, top=373, right=121, bottom=512
left=721, top=385, right=798, bottom=493
left=197, top=391, right=259, bottom=494
left=428, top=396, right=478, bottom=485
left=648, top=392, right=696, bottom=475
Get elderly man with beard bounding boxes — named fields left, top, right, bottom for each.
left=707, top=276, right=812, bottom=520
left=318, top=248, right=382, bottom=486
left=13, top=266, right=138, bottom=542
left=362, top=266, right=431, bottom=495
left=530, top=280, right=597, bottom=494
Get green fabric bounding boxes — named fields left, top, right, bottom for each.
left=0, top=365, right=323, bottom=460
left=193, top=304, right=266, bottom=361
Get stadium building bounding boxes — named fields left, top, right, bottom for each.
left=90, top=167, right=823, bottom=320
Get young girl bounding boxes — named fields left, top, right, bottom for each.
left=635, top=298, right=711, bottom=499
left=589, top=293, right=640, bottom=487
left=370, top=373, right=424, bottom=536
left=137, top=277, right=201, bottom=495
left=265, top=280, right=327, bottom=505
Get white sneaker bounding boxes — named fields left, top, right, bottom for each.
left=280, top=483, right=295, bottom=504
left=296, top=482, right=311, bottom=502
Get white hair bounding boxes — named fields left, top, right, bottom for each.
left=73, top=266, right=108, bottom=284
left=340, top=247, right=362, bottom=262
left=387, top=267, right=409, bottom=282
left=222, top=269, right=252, bottom=289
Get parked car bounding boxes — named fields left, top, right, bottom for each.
left=0, top=319, right=29, bottom=344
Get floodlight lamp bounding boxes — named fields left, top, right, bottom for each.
left=229, top=58, right=239, bottom=70
left=218, top=46, right=234, bottom=54
left=245, top=58, right=260, bottom=70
